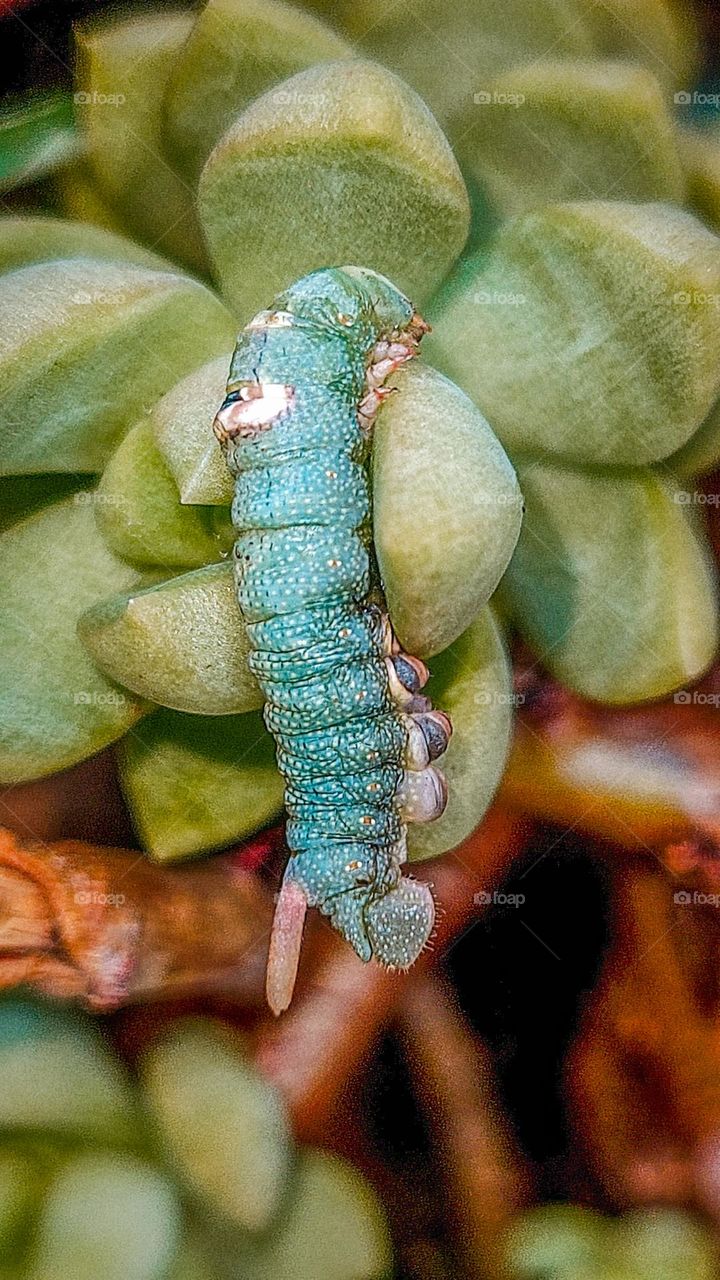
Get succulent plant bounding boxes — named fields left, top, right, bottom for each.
left=0, top=997, right=389, bottom=1280
left=1, top=0, right=719, bottom=873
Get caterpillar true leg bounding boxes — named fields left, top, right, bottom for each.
left=214, top=267, right=452, bottom=1014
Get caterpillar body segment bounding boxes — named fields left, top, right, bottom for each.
left=214, top=267, right=451, bottom=1013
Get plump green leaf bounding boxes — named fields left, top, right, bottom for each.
left=610, top=1209, right=716, bottom=1280
left=199, top=59, right=470, bottom=316
left=347, top=0, right=696, bottom=152
left=0, top=999, right=139, bottom=1143
left=165, top=0, right=351, bottom=180
left=506, top=1204, right=609, bottom=1277
left=669, top=394, right=720, bottom=478
left=0, top=473, right=92, bottom=534
left=407, top=608, right=513, bottom=862
left=682, top=125, right=720, bottom=235
left=55, top=161, right=134, bottom=236
left=74, top=12, right=206, bottom=273
left=500, top=458, right=719, bottom=704
left=0, top=215, right=171, bottom=275
left=27, top=1152, right=181, bottom=1280
left=95, top=420, right=234, bottom=569
left=79, top=562, right=261, bottom=716
left=151, top=354, right=234, bottom=505
left=0, top=1150, right=37, bottom=1254
left=465, top=61, right=684, bottom=214
left=141, top=1020, right=290, bottom=1232
left=373, top=362, right=522, bottom=657
left=0, top=93, right=81, bottom=193
left=0, top=498, right=146, bottom=784
left=118, top=707, right=282, bottom=862
left=428, top=203, right=720, bottom=465
left=0, top=258, right=235, bottom=475
left=248, top=1150, right=391, bottom=1280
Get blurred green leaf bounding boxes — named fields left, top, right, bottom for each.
left=0, top=1150, right=36, bottom=1259
left=118, top=707, right=282, bottom=861
left=669, top=393, right=720, bottom=478
left=0, top=259, right=235, bottom=475
left=506, top=1203, right=609, bottom=1278
left=428, top=203, right=720, bottom=465
left=198, top=59, right=470, bottom=316
left=0, top=94, right=82, bottom=194
left=79, top=562, right=261, bottom=716
left=142, top=1020, right=290, bottom=1232
left=408, top=608, right=513, bottom=861
left=0, top=999, right=138, bottom=1145
left=0, top=498, right=146, bottom=784
left=465, top=61, right=684, bottom=214
left=74, top=11, right=206, bottom=273
left=682, top=124, right=720, bottom=235
left=96, top=420, right=234, bottom=569
left=248, top=1149, right=391, bottom=1280
left=165, top=0, right=351, bottom=179
left=499, top=459, right=719, bottom=703
left=27, top=1151, right=181, bottom=1280
left=0, top=473, right=92, bottom=534
left=610, top=1209, right=716, bottom=1280
left=373, top=361, right=522, bottom=657
left=0, top=215, right=172, bottom=275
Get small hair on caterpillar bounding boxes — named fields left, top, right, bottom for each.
left=214, top=266, right=451, bottom=1014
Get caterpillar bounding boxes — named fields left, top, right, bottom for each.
left=213, top=266, right=452, bottom=1014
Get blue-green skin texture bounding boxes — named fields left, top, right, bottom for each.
left=218, top=267, right=436, bottom=974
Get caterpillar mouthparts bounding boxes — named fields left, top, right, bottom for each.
left=215, top=266, right=451, bottom=1014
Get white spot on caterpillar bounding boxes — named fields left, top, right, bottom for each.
left=213, top=383, right=295, bottom=442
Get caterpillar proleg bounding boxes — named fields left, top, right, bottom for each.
left=214, top=267, right=452, bottom=1014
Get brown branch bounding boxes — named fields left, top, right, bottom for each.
left=502, top=661, right=720, bottom=850
left=399, top=973, right=530, bottom=1280
left=0, top=827, right=275, bottom=1010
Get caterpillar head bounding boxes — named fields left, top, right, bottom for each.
left=275, top=266, right=418, bottom=347
left=266, top=855, right=435, bottom=1015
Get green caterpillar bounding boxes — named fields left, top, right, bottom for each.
left=214, top=267, right=451, bottom=1013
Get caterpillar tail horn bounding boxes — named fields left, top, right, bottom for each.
left=266, top=875, right=308, bottom=1016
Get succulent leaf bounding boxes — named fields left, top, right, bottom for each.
left=198, top=59, right=471, bottom=315
left=0, top=497, right=146, bottom=785
left=681, top=124, right=720, bottom=234
left=0, top=215, right=171, bottom=275
left=408, top=608, right=513, bottom=862
left=79, top=562, right=261, bottom=716
left=669, top=394, right=720, bottom=478
left=464, top=61, right=684, bottom=214
left=373, top=361, right=523, bottom=657
left=26, top=1152, right=181, bottom=1280
left=0, top=999, right=138, bottom=1144
left=500, top=458, right=719, bottom=703
left=96, top=420, right=233, bottom=569
left=165, top=0, right=351, bottom=179
left=0, top=259, right=235, bottom=475
left=428, top=202, right=720, bottom=465
left=246, top=1149, right=391, bottom=1280
left=151, top=354, right=234, bottom=506
left=141, top=1020, right=291, bottom=1232
left=118, top=708, right=282, bottom=862
left=74, top=11, right=205, bottom=273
